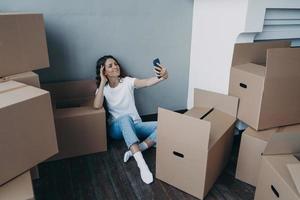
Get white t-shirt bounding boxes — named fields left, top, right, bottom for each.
left=97, top=77, right=141, bottom=124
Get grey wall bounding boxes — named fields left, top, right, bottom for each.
left=0, top=0, right=193, bottom=115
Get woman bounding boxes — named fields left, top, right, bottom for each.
left=93, top=55, right=168, bottom=184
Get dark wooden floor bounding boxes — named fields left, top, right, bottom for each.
left=33, top=134, right=255, bottom=200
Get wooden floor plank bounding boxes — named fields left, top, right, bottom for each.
left=33, top=136, right=255, bottom=200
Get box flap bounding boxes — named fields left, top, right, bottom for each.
left=0, top=72, right=40, bottom=88
left=54, top=107, right=105, bottom=119
left=204, top=109, right=236, bottom=148
left=194, top=88, right=238, bottom=117
left=54, top=97, right=93, bottom=109
left=42, top=80, right=97, bottom=102
left=287, top=163, right=300, bottom=195
left=244, top=127, right=278, bottom=142
left=184, top=107, right=213, bottom=119
left=231, top=40, right=290, bottom=66
left=3, top=72, right=38, bottom=81
left=280, top=124, right=300, bottom=133
left=232, top=63, right=266, bottom=78
left=0, top=81, right=48, bottom=108
left=259, top=47, right=300, bottom=129
left=158, top=107, right=211, bottom=150
left=0, top=81, right=26, bottom=94
left=263, top=132, right=300, bottom=155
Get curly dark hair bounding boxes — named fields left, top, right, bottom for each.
left=96, top=55, right=126, bottom=88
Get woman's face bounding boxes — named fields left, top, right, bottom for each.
left=103, top=58, right=120, bottom=78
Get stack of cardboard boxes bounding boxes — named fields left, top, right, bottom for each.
left=0, top=12, right=108, bottom=199
left=229, top=41, right=300, bottom=130
left=228, top=41, right=300, bottom=199
left=156, top=40, right=300, bottom=199
left=1, top=12, right=108, bottom=199
left=0, top=13, right=58, bottom=199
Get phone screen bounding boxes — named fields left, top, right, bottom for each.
left=153, top=58, right=161, bottom=68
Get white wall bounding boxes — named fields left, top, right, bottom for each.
left=188, top=0, right=300, bottom=109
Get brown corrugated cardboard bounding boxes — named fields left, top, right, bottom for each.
left=255, top=155, right=300, bottom=200
left=156, top=88, right=238, bottom=199
left=235, top=124, right=300, bottom=186
left=2, top=73, right=42, bottom=181
left=42, top=80, right=96, bottom=108
left=229, top=41, right=300, bottom=130
left=235, top=127, right=273, bottom=186
left=0, top=72, right=40, bottom=88
left=0, top=13, right=49, bottom=77
left=42, top=80, right=107, bottom=161
left=263, top=132, right=300, bottom=156
left=49, top=107, right=107, bottom=161
left=254, top=132, right=300, bottom=200
left=287, top=163, right=300, bottom=194
left=0, top=172, right=34, bottom=200
left=231, top=40, right=290, bottom=66
left=0, top=81, right=58, bottom=185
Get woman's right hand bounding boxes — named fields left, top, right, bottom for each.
left=100, top=66, right=108, bottom=83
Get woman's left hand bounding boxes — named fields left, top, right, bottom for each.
left=154, top=64, right=168, bottom=80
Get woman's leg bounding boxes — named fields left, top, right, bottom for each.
left=109, top=120, right=140, bottom=153
left=123, top=121, right=157, bottom=162
left=111, top=115, right=140, bottom=148
left=111, top=115, right=153, bottom=184
left=135, top=121, right=157, bottom=145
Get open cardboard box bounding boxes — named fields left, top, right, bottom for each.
left=0, top=172, right=34, bottom=200
left=42, top=80, right=107, bottom=160
left=0, top=13, right=49, bottom=77
left=254, top=132, right=300, bottom=200
left=0, top=81, right=58, bottom=185
left=156, top=88, right=238, bottom=199
left=229, top=40, right=300, bottom=130
left=42, top=80, right=97, bottom=109
left=236, top=124, right=300, bottom=187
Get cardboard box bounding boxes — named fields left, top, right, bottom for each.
left=156, top=88, right=238, bottom=199
left=287, top=162, right=300, bottom=195
left=0, top=72, right=40, bottom=88
left=229, top=40, right=300, bottom=130
left=42, top=80, right=96, bottom=108
left=0, top=172, right=34, bottom=200
left=254, top=131, right=300, bottom=200
left=0, top=81, right=58, bottom=185
left=42, top=80, right=107, bottom=160
left=235, top=124, right=300, bottom=186
left=49, top=107, right=107, bottom=160
left=1, top=73, right=44, bottom=181
left=0, top=13, right=49, bottom=77
left=2, top=73, right=42, bottom=181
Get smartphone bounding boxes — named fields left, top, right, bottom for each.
left=153, top=58, right=161, bottom=68
left=153, top=58, right=162, bottom=78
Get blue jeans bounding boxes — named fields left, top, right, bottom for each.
left=109, top=115, right=157, bottom=148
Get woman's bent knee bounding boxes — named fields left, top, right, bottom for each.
left=118, top=114, right=133, bottom=122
